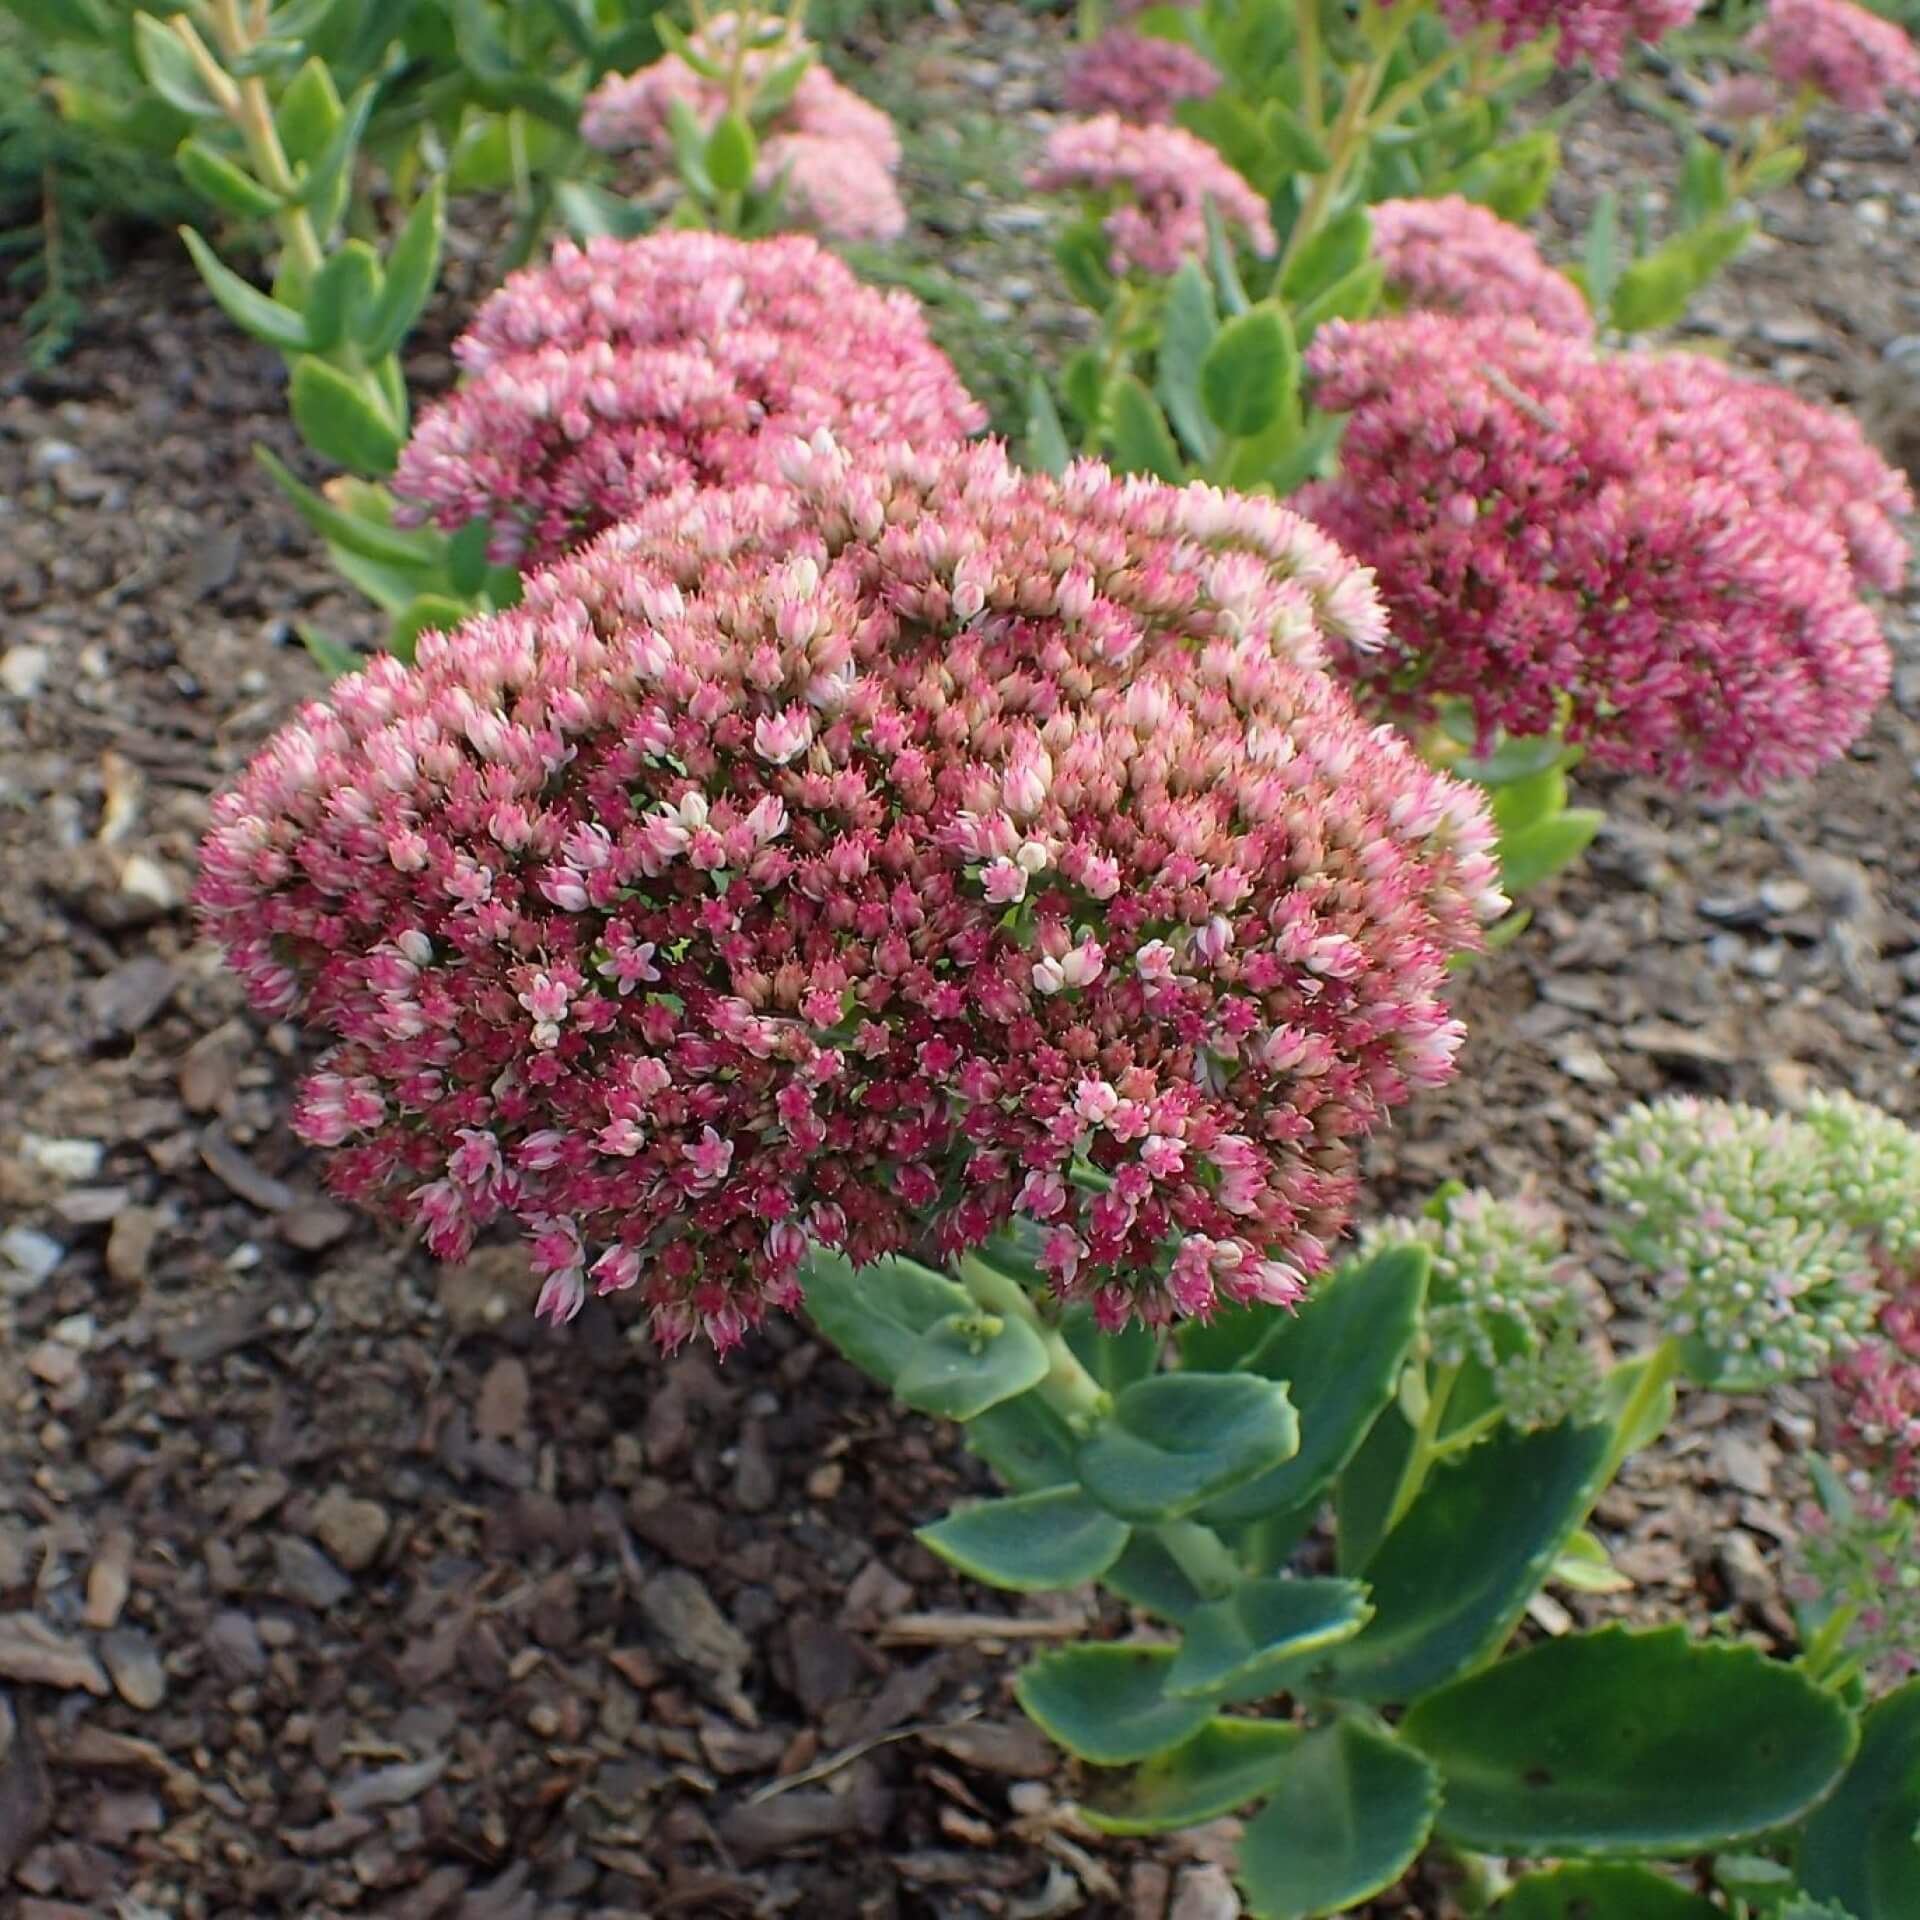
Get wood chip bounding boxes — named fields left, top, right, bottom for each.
left=877, top=1612, right=1089, bottom=1645
left=198, top=1128, right=296, bottom=1212
left=84, top=1529, right=133, bottom=1630
left=1618, top=1021, right=1734, bottom=1065
left=329, top=1751, right=448, bottom=1816
left=0, top=1616, right=108, bottom=1695
left=474, top=1358, right=530, bottom=1443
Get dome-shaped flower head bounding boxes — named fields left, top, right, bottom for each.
left=1363, top=1185, right=1602, bottom=1429
left=582, top=14, right=907, bottom=240
left=1595, top=1095, right=1889, bottom=1385
left=1370, top=196, right=1593, bottom=338
left=1031, top=115, right=1275, bottom=278
left=1430, top=0, right=1701, bottom=73
left=1300, top=314, right=1902, bottom=793
left=1062, top=29, right=1221, bottom=124
left=389, top=232, right=985, bottom=570
left=1750, top=0, right=1920, bottom=114
left=198, top=438, right=1505, bottom=1352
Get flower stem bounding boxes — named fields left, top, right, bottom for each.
left=1295, top=0, right=1324, bottom=138
left=1154, top=1517, right=1244, bottom=1600
left=1381, top=1357, right=1459, bottom=1536
left=1602, top=1334, right=1683, bottom=1479
left=955, top=1252, right=1109, bottom=1428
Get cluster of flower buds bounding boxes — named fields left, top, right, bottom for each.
left=390, top=232, right=984, bottom=569
left=1789, top=1477, right=1920, bottom=1690
left=1301, top=313, right=1909, bottom=793
left=200, top=436, right=1505, bottom=1351
left=1365, top=1185, right=1602, bottom=1429
left=1750, top=0, right=1920, bottom=115
left=1030, top=114, right=1277, bottom=277
left=1431, top=0, right=1701, bottom=74
left=582, top=12, right=908, bottom=240
left=1061, top=28, right=1220, bottom=124
left=1370, top=196, right=1592, bottom=338
left=1594, top=1094, right=1896, bottom=1384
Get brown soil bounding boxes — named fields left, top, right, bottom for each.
left=1, top=30, right=1917, bottom=1920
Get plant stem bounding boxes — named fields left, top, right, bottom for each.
left=1602, top=1334, right=1683, bottom=1480
left=955, top=1252, right=1109, bottom=1428
left=1154, top=1517, right=1244, bottom=1600
left=1294, top=0, right=1324, bottom=138
left=1381, top=1358, right=1458, bottom=1536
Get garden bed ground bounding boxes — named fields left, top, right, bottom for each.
left=2, top=7, right=1919, bottom=1917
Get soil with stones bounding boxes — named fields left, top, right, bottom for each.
left=1, top=11, right=1918, bottom=1917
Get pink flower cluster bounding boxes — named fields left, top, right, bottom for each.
left=199, top=437, right=1505, bottom=1352
left=389, top=233, right=984, bottom=570
left=582, top=16, right=906, bottom=240
left=1061, top=29, right=1220, bottom=124
left=1300, top=314, right=1909, bottom=792
left=1031, top=115, right=1276, bottom=277
left=1432, top=0, right=1701, bottom=72
left=1371, top=196, right=1593, bottom=338
left=1751, top=0, right=1920, bottom=114
left=1835, top=1279, right=1920, bottom=1499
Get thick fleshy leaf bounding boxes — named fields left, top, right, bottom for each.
left=289, top=358, right=403, bottom=475
left=387, top=594, right=470, bottom=666
left=1062, top=1304, right=1157, bottom=1394
left=1157, top=260, right=1220, bottom=462
left=1800, top=1676, right=1920, bottom=1918
left=1237, top=1718, right=1440, bottom=1920
left=132, top=11, right=225, bottom=117
left=1404, top=1626, right=1857, bottom=1855
left=1023, top=373, right=1072, bottom=479
left=362, top=178, right=446, bottom=358
left=1107, top=375, right=1185, bottom=482
left=1100, top=1533, right=1206, bottom=1624
left=918, top=1488, right=1130, bottom=1593
left=801, top=1250, right=971, bottom=1387
left=1016, top=1644, right=1214, bottom=1765
left=179, top=229, right=312, bottom=353
left=1325, top=1418, right=1613, bottom=1703
left=1199, top=1246, right=1428, bottom=1529
left=1167, top=1579, right=1372, bottom=1700
left=1200, top=303, right=1297, bottom=440
left=1498, top=808, right=1603, bottom=894
left=1082, top=1719, right=1306, bottom=1836
left=1496, top=1865, right=1719, bottom=1919
left=257, top=449, right=443, bottom=570
left=175, top=138, right=285, bottom=219
left=1333, top=1399, right=1414, bottom=1575
left=1077, top=1374, right=1298, bottom=1523
left=705, top=110, right=758, bottom=193
left=303, top=242, right=384, bottom=355
left=964, top=1390, right=1079, bottom=1494
left=894, top=1309, right=1050, bottom=1420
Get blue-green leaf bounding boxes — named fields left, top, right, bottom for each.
left=1166, top=1578, right=1373, bottom=1700
left=179, top=229, right=313, bottom=352
left=1077, top=1373, right=1298, bottom=1523
left=918, top=1487, right=1130, bottom=1593
left=801, top=1250, right=972, bottom=1386
left=1017, top=1643, right=1214, bottom=1765
left=1082, top=1719, right=1306, bottom=1836
left=1800, top=1676, right=1920, bottom=1918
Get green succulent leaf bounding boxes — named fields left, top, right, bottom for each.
left=276, top=57, right=344, bottom=172
left=1280, top=205, right=1370, bottom=303
left=1106, top=375, right=1186, bottom=481
left=1238, top=1717, right=1441, bottom=1920
left=1204, top=196, right=1251, bottom=315
left=1326, top=1417, right=1613, bottom=1702
left=386, top=593, right=470, bottom=666
left=1099, top=1531, right=1208, bottom=1624
left=1061, top=1304, right=1158, bottom=1394
left=553, top=180, right=656, bottom=241
left=1496, top=1864, right=1720, bottom=1919
left=1166, top=1578, right=1373, bottom=1701
left=1200, top=302, right=1298, bottom=439
left=963, top=1391, right=1080, bottom=1494
left=918, top=1487, right=1130, bottom=1593
left=1197, top=1245, right=1428, bottom=1530
left=800, top=1250, right=972, bottom=1387
left=362, top=178, right=446, bottom=358
left=1333, top=1394, right=1416, bottom=1575
left=297, top=624, right=361, bottom=680
left=1016, top=1643, right=1214, bottom=1765
left=1023, top=373, right=1072, bottom=478
left=1497, top=808, right=1603, bottom=894
left=894, top=1309, right=1050, bottom=1420
left=1262, top=100, right=1331, bottom=174
left=1077, top=1373, right=1298, bottom=1523
left=303, top=241, right=384, bottom=354
left=705, top=109, right=758, bottom=193
left=256, top=448, right=443, bottom=570
left=289, top=358, right=403, bottom=474
left=1055, top=218, right=1116, bottom=312
left=133, top=12, right=227, bottom=117
left=175, top=138, right=286, bottom=219
left=179, top=229, right=313, bottom=353
left=1157, top=259, right=1221, bottom=462
left=1082, top=1719, right=1307, bottom=1836
left=1800, top=1675, right=1920, bottom=1919
left=1404, top=1625, right=1857, bottom=1856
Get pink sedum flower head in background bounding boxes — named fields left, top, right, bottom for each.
left=1431, top=0, right=1702, bottom=72
left=1061, top=29, right=1221, bottom=125
left=389, top=232, right=984, bottom=570
left=581, top=13, right=907, bottom=240
left=1031, top=115, right=1276, bottom=277
left=199, top=438, right=1506, bottom=1353
left=1300, top=313, right=1909, bottom=793
left=1750, top=0, right=1920, bottom=114
left=1370, top=196, right=1593, bottom=337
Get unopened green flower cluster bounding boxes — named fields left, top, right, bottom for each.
left=1365, top=1186, right=1602, bottom=1429
left=1595, top=1094, right=1908, bottom=1385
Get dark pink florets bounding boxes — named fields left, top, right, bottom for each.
left=1431, top=0, right=1701, bottom=72
left=1030, top=115, right=1276, bottom=277
left=1371, top=196, right=1593, bottom=338
left=1835, top=1279, right=1920, bottom=1499
left=1751, top=0, right=1920, bottom=114
left=389, top=233, right=984, bottom=571
left=1300, top=314, right=1908, bottom=793
left=199, top=439, right=1504, bottom=1351
left=1061, top=29, right=1221, bottom=124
